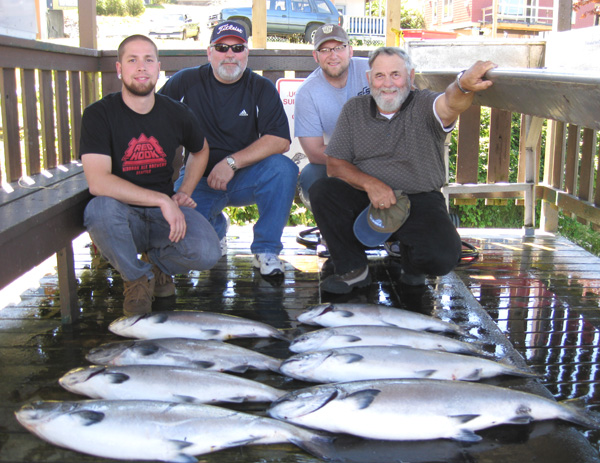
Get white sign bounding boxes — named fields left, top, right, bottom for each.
left=276, top=78, right=307, bottom=169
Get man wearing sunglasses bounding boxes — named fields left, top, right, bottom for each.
left=159, top=21, right=296, bottom=279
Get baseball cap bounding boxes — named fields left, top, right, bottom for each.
left=211, top=20, right=248, bottom=44
left=353, top=191, right=411, bottom=247
left=313, top=24, right=349, bottom=50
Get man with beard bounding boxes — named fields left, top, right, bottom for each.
left=80, top=35, right=221, bottom=315
left=294, top=24, right=370, bottom=211
left=310, top=47, right=496, bottom=294
left=159, top=21, right=297, bottom=279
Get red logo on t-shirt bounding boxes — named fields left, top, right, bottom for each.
left=122, top=134, right=167, bottom=175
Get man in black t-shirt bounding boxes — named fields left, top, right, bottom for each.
left=159, top=21, right=297, bottom=280
left=80, top=35, right=220, bottom=315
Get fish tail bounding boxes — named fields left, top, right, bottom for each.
left=560, top=397, right=600, bottom=429
left=290, top=432, right=336, bottom=460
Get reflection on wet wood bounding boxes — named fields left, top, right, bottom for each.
left=1, top=227, right=599, bottom=462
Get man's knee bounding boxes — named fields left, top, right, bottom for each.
left=84, top=196, right=126, bottom=229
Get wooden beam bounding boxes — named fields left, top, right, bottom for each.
left=386, top=0, right=402, bottom=47
left=252, top=0, right=267, bottom=48
left=79, top=0, right=98, bottom=49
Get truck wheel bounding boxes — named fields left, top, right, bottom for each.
left=304, top=24, right=319, bottom=44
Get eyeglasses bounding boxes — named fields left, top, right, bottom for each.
left=317, top=44, right=347, bottom=54
left=212, top=43, right=247, bottom=53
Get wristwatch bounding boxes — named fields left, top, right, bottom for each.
left=226, top=155, right=237, bottom=172
left=456, top=70, right=472, bottom=94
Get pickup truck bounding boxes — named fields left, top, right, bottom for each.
left=208, top=0, right=343, bottom=43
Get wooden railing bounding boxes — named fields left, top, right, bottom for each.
left=1, top=34, right=599, bottom=235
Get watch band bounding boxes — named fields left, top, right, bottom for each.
left=456, top=70, right=472, bottom=94
left=226, top=156, right=237, bottom=172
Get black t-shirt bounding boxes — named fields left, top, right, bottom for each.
left=158, top=64, right=290, bottom=175
left=79, top=92, right=205, bottom=196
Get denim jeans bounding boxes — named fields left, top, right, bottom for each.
left=298, top=163, right=327, bottom=212
left=174, top=154, right=298, bottom=255
left=310, top=177, right=462, bottom=276
left=84, top=196, right=221, bottom=282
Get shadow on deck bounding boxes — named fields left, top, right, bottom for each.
left=1, top=226, right=600, bottom=462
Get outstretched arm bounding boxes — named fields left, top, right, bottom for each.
left=435, top=60, right=497, bottom=128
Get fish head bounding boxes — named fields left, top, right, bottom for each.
left=85, top=340, right=137, bottom=364
left=280, top=351, right=332, bottom=378
left=289, top=330, right=330, bottom=353
left=268, top=385, right=340, bottom=420
left=297, top=304, right=335, bottom=325
left=15, top=400, right=80, bottom=429
left=59, top=366, right=106, bottom=389
left=108, top=312, right=163, bottom=335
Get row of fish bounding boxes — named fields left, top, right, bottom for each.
left=15, top=302, right=600, bottom=462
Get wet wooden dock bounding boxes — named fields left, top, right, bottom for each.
left=1, top=226, right=600, bottom=462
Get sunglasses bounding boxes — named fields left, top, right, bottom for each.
left=212, top=43, right=247, bottom=53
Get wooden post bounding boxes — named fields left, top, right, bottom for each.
left=78, top=0, right=97, bottom=49
left=253, top=0, right=267, bottom=49
left=386, top=0, right=402, bottom=47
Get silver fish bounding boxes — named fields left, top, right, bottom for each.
left=85, top=338, right=281, bottom=373
left=268, top=379, right=600, bottom=442
left=290, top=325, right=488, bottom=356
left=279, top=345, right=537, bottom=383
left=109, top=311, right=289, bottom=341
left=298, top=303, right=468, bottom=336
left=59, top=365, right=285, bottom=403
left=15, top=400, right=333, bottom=462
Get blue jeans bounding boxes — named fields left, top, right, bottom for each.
left=174, top=154, right=299, bottom=255
left=84, top=196, right=221, bottom=282
left=298, top=163, right=327, bottom=212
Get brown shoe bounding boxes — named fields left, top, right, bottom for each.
left=141, top=253, right=176, bottom=298
left=123, top=276, right=155, bottom=316
left=151, top=265, right=176, bottom=297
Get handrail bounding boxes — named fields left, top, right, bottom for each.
left=1, top=35, right=599, bottom=235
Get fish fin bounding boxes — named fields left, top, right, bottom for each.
left=202, top=329, right=221, bottom=337
left=151, top=313, right=169, bottom=324
left=508, top=415, right=534, bottom=425
left=169, top=455, right=198, bottom=463
left=106, top=372, right=130, bottom=384
left=133, top=344, right=160, bottom=356
left=172, top=395, right=201, bottom=404
left=290, top=432, right=336, bottom=460
left=450, top=414, right=480, bottom=424
left=462, top=368, right=483, bottom=381
left=415, top=369, right=437, bottom=378
left=345, top=389, right=381, bottom=410
left=453, top=429, right=483, bottom=442
left=70, top=410, right=105, bottom=426
left=223, top=396, right=246, bottom=403
left=227, top=365, right=249, bottom=373
left=272, top=330, right=293, bottom=341
left=337, top=310, right=354, bottom=319
left=167, top=439, right=195, bottom=450
left=337, top=353, right=364, bottom=364
left=192, top=361, right=215, bottom=369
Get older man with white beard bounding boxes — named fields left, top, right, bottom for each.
left=309, top=47, right=496, bottom=294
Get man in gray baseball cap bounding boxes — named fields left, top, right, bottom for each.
left=313, top=24, right=349, bottom=50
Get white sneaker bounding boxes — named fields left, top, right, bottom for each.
left=252, top=253, right=285, bottom=276
left=220, top=236, right=227, bottom=257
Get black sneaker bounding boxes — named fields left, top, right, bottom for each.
left=320, top=266, right=370, bottom=294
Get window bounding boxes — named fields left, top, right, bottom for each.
left=432, top=0, right=438, bottom=24
left=443, top=0, right=453, bottom=20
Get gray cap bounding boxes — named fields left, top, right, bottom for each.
left=313, top=24, right=349, bottom=50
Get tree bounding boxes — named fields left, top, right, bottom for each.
left=573, top=0, right=600, bottom=17
left=365, top=0, right=426, bottom=29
